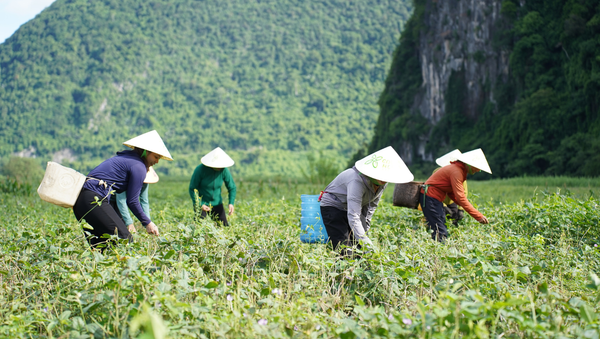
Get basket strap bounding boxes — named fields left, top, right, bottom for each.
left=421, top=184, right=429, bottom=208
left=318, top=191, right=327, bottom=202
left=86, top=177, right=110, bottom=189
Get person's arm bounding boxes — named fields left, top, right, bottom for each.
left=223, top=169, right=237, bottom=205
left=447, top=172, right=483, bottom=220
left=361, top=184, right=385, bottom=233
left=126, top=165, right=151, bottom=227
left=346, top=179, right=372, bottom=245
left=223, top=169, right=237, bottom=215
left=189, top=165, right=203, bottom=208
left=140, top=183, right=150, bottom=222
left=116, top=191, right=134, bottom=226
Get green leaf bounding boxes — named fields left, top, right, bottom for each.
left=59, top=310, right=71, bottom=320
left=204, top=281, right=219, bottom=289
left=580, top=304, right=597, bottom=323
left=518, top=266, right=531, bottom=275
left=163, top=250, right=176, bottom=260
left=587, top=273, right=600, bottom=290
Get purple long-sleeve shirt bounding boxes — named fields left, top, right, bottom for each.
left=83, top=150, right=151, bottom=226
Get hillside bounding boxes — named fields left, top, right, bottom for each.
left=0, top=0, right=412, bottom=177
left=367, top=0, right=600, bottom=177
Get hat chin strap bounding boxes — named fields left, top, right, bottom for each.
left=369, top=176, right=384, bottom=186
left=142, top=150, right=147, bottom=158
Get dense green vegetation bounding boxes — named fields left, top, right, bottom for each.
left=1, top=178, right=600, bottom=337
left=0, top=0, right=412, bottom=178
left=370, top=0, right=600, bottom=177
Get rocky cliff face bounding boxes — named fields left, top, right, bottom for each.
left=411, top=0, right=510, bottom=161
left=370, top=0, right=600, bottom=177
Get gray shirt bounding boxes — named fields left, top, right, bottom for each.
left=320, top=166, right=387, bottom=243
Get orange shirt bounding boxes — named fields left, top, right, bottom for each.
left=422, top=162, right=483, bottom=220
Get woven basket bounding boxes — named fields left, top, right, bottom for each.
left=393, top=181, right=424, bottom=209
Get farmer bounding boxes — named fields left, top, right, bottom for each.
left=189, top=147, right=237, bottom=226
left=434, top=149, right=468, bottom=226
left=420, top=148, right=491, bottom=242
left=320, top=146, right=413, bottom=257
left=115, top=166, right=159, bottom=233
left=73, top=130, right=173, bottom=249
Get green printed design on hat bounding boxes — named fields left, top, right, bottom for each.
left=365, top=154, right=384, bottom=168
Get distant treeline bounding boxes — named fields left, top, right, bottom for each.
left=0, top=0, right=412, bottom=177
left=368, top=0, right=600, bottom=177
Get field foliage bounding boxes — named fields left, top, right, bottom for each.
left=0, top=0, right=411, bottom=178
left=1, top=178, right=599, bottom=338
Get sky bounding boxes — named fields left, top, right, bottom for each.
left=0, top=0, right=56, bottom=44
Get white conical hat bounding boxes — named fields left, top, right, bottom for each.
left=436, top=149, right=462, bottom=167
left=354, top=146, right=414, bottom=184
left=201, top=147, right=234, bottom=168
left=457, top=148, right=492, bottom=174
left=144, top=166, right=159, bottom=184
left=123, top=130, right=173, bottom=161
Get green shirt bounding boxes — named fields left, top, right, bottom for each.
left=188, top=164, right=236, bottom=208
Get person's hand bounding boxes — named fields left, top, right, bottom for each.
left=478, top=216, right=489, bottom=224
left=201, top=204, right=211, bottom=212
left=360, top=237, right=374, bottom=249
left=146, top=222, right=160, bottom=236
left=228, top=204, right=235, bottom=215
left=127, top=224, right=136, bottom=233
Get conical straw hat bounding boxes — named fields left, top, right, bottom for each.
left=144, top=166, right=159, bottom=184
left=354, top=146, right=414, bottom=184
left=201, top=147, right=234, bottom=168
left=457, top=148, right=492, bottom=174
left=123, top=130, right=173, bottom=161
left=436, top=149, right=462, bottom=167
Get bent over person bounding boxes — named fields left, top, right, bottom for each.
left=73, top=130, right=173, bottom=249
left=320, top=146, right=413, bottom=257
left=433, top=149, right=468, bottom=226
left=189, top=147, right=237, bottom=226
left=420, top=148, right=492, bottom=242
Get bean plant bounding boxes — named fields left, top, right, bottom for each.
left=0, top=179, right=599, bottom=338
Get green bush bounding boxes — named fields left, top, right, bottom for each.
left=0, top=157, right=43, bottom=194
left=301, top=152, right=342, bottom=186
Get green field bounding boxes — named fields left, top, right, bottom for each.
left=1, top=177, right=599, bottom=338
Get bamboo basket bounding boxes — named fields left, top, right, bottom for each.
left=392, top=181, right=424, bottom=209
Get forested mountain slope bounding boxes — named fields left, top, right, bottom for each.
left=368, top=0, right=600, bottom=177
left=0, top=0, right=412, bottom=177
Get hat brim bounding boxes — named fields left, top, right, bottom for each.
left=143, top=167, right=159, bottom=184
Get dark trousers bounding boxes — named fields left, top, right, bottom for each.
left=321, top=205, right=361, bottom=257
left=419, top=192, right=447, bottom=242
left=197, top=203, right=229, bottom=226
left=73, top=188, right=131, bottom=249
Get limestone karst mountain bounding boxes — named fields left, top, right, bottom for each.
left=368, top=0, right=600, bottom=177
